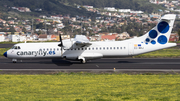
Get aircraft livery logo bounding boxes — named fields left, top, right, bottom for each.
left=145, top=21, right=169, bottom=45
left=17, top=49, right=56, bottom=56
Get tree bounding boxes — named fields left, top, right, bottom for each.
left=178, top=29, right=180, bottom=40
left=9, top=27, right=16, bottom=34
left=22, top=27, right=27, bottom=33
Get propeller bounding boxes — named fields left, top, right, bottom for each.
left=58, top=34, right=63, bottom=47
left=58, top=34, right=64, bottom=57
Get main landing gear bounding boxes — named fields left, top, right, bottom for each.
left=80, top=59, right=86, bottom=64
left=78, top=56, right=86, bottom=64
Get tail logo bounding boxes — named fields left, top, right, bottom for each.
left=145, top=21, right=170, bottom=45
left=157, top=21, right=169, bottom=33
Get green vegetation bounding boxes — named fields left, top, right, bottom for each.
left=135, top=48, right=180, bottom=58
left=0, top=0, right=165, bottom=18
left=0, top=42, right=20, bottom=44
left=0, top=74, right=180, bottom=100
left=0, top=0, right=94, bottom=18
left=0, top=48, right=10, bottom=56
left=60, top=0, right=164, bottom=13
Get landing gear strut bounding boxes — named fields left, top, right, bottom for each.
left=80, top=59, right=86, bottom=64
left=78, top=56, right=86, bottom=64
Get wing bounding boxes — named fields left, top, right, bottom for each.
left=74, top=35, right=92, bottom=47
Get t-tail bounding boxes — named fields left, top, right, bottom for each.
left=128, top=14, right=177, bottom=55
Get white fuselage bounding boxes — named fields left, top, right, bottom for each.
left=6, top=39, right=176, bottom=61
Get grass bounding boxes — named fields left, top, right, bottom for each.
left=0, top=48, right=10, bottom=56
left=0, top=42, right=20, bottom=44
left=0, top=41, right=58, bottom=44
left=135, top=48, right=180, bottom=58
left=0, top=73, right=180, bottom=100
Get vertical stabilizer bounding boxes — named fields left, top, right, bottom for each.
left=132, top=14, right=176, bottom=55
left=137, top=14, right=176, bottom=45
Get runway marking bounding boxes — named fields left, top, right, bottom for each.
left=96, top=65, right=99, bottom=67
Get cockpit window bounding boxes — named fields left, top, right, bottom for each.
left=14, top=46, right=18, bottom=49
left=11, top=46, right=21, bottom=49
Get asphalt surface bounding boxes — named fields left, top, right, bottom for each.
left=0, top=58, right=180, bottom=74
left=0, top=44, right=14, bottom=48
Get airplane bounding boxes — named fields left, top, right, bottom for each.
left=3, top=14, right=177, bottom=63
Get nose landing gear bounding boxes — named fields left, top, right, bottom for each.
left=12, top=59, right=17, bottom=63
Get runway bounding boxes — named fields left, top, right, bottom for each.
left=0, top=58, right=180, bottom=74
left=0, top=44, right=14, bottom=48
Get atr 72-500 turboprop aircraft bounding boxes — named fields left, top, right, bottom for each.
left=3, top=14, right=177, bottom=63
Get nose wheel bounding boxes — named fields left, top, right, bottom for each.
left=12, top=59, right=17, bottom=63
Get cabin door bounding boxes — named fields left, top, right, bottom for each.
left=128, top=43, right=134, bottom=55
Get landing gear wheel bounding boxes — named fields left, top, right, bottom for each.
left=12, top=59, right=17, bottom=63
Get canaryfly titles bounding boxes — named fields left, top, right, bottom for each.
left=17, top=49, right=56, bottom=56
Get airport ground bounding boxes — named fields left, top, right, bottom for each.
left=1, top=58, right=180, bottom=74
left=1, top=44, right=180, bottom=100
left=1, top=43, right=180, bottom=74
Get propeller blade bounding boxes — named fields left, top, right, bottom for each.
left=58, top=34, right=64, bottom=57
left=58, top=34, right=63, bottom=47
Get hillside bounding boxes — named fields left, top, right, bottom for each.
left=0, top=0, right=95, bottom=17
left=0, top=0, right=166, bottom=18
left=59, top=0, right=165, bottom=13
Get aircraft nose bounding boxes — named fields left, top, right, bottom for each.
left=3, top=51, right=7, bottom=57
